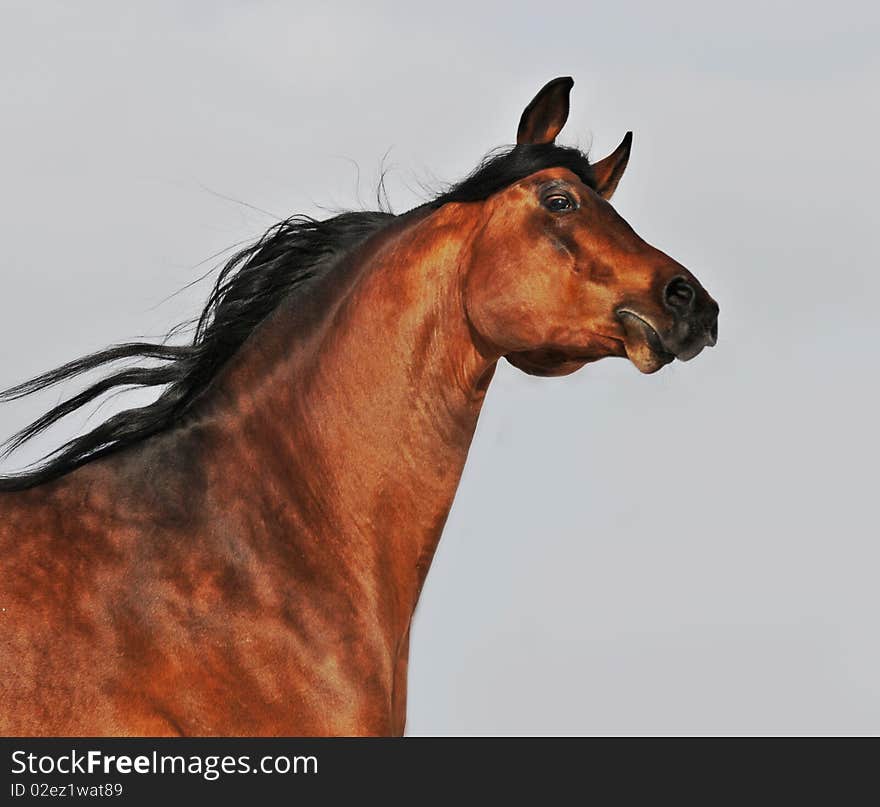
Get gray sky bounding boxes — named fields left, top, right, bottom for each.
left=1, top=1, right=878, bottom=734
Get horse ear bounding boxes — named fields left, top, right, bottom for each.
left=591, top=132, right=633, bottom=200
left=517, top=77, right=574, bottom=145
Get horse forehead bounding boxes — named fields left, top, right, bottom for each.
left=495, top=167, right=590, bottom=204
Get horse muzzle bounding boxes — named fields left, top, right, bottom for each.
left=617, top=277, right=719, bottom=374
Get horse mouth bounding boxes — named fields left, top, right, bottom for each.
left=616, top=310, right=676, bottom=374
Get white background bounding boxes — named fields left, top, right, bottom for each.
left=1, top=1, right=878, bottom=734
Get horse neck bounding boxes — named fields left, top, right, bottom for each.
left=205, top=202, right=496, bottom=633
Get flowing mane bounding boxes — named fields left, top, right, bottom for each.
left=0, top=143, right=594, bottom=491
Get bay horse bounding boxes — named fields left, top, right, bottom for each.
left=0, top=77, right=718, bottom=736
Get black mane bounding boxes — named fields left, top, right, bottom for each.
left=0, top=143, right=594, bottom=491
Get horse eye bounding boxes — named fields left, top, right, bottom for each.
left=543, top=193, right=574, bottom=212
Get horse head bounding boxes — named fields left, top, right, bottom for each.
left=462, top=77, right=719, bottom=376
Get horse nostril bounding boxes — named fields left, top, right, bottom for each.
left=664, top=277, right=696, bottom=314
